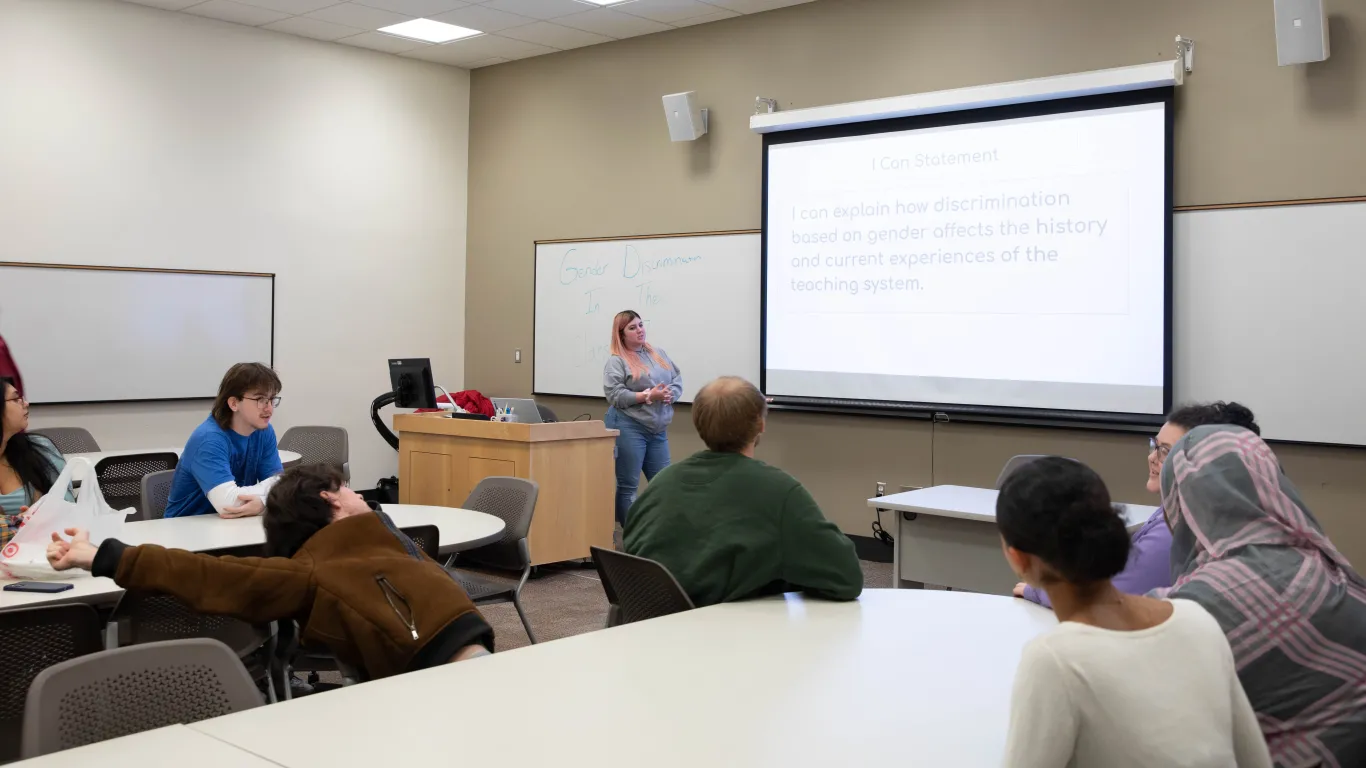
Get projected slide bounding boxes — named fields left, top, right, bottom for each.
left=764, top=99, right=1168, bottom=415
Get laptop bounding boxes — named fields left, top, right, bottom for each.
left=490, top=397, right=544, bottom=424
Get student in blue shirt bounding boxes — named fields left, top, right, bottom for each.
left=164, top=363, right=284, bottom=519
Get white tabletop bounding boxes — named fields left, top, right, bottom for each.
left=64, top=447, right=301, bottom=465
left=11, top=725, right=278, bottom=767
left=0, top=504, right=504, bottom=610
left=191, top=589, right=1057, bottom=767
left=870, top=484, right=1156, bottom=530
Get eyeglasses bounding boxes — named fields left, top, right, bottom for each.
left=3, top=395, right=25, bottom=405
left=1148, top=436, right=1170, bottom=460
left=243, top=396, right=282, bottom=408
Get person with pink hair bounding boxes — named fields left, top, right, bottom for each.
left=602, top=310, right=681, bottom=528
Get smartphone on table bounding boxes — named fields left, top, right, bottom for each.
left=3, top=581, right=74, bottom=593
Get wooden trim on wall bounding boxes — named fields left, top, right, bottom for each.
left=1175, top=195, right=1366, bottom=213
left=535, top=229, right=761, bottom=245
left=0, top=261, right=274, bottom=278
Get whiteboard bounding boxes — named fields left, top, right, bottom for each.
left=1173, top=201, right=1366, bottom=446
left=533, top=233, right=760, bottom=402
left=0, top=264, right=274, bottom=404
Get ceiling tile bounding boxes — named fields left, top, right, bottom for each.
left=480, top=0, right=596, bottom=21
left=262, top=15, right=362, bottom=40
left=429, top=4, right=536, bottom=32
left=555, top=8, right=671, bottom=37
left=337, top=30, right=432, bottom=51
left=401, top=33, right=555, bottom=64
left=703, top=0, right=813, bottom=13
left=121, top=0, right=204, bottom=10
left=613, top=0, right=717, bottom=24
left=465, top=56, right=510, bottom=67
left=667, top=7, right=736, bottom=25
left=305, top=2, right=413, bottom=29
left=352, top=0, right=469, bottom=15
left=499, top=20, right=611, bottom=48
left=183, top=0, right=291, bottom=25
left=233, top=0, right=341, bottom=14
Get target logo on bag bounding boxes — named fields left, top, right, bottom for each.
left=2, top=542, right=18, bottom=559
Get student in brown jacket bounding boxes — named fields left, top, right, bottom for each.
left=46, top=464, right=494, bottom=680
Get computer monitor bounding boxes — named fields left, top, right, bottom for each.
left=388, top=358, right=436, bottom=409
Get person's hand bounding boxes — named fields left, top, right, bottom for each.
left=661, top=386, right=675, bottom=405
left=1012, top=582, right=1027, bottom=598
left=48, top=528, right=98, bottom=571
left=221, top=495, right=265, bottom=519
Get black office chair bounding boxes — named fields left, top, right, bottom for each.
left=95, top=453, right=179, bottom=518
left=591, top=546, right=695, bottom=628
left=0, top=605, right=105, bottom=763
left=535, top=404, right=559, bottom=423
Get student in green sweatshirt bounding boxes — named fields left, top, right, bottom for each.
left=623, top=376, right=864, bottom=607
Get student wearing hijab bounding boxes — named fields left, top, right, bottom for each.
left=1016, top=401, right=1261, bottom=609
left=1161, top=425, right=1366, bottom=768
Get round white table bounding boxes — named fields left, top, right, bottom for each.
left=0, top=504, right=504, bottom=610
left=64, top=447, right=302, bottom=467
left=189, top=589, right=1059, bottom=767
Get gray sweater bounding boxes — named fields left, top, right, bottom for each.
left=603, top=348, right=682, bottom=434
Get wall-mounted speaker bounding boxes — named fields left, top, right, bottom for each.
left=1274, top=0, right=1330, bottom=66
left=663, top=91, right=708, bottom=142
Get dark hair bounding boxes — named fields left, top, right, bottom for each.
left=263, top=464, right=344, bottom=558
left=0, top=378, right=60, bottom=503
left=212, top=363, right=281, bottom=430
left=1166, top=401, right=1260, bottom=436
left=692, top=377, right=767, bottom=453
left=996, top=457, right=1130, bottom=584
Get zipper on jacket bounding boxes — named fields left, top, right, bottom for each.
left=375, top=574, right=419, bottom=641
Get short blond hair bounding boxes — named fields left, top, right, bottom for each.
left=692, top=377, right=767, bottom=453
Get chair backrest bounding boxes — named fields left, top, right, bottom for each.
left=278, top=426, right=348, bottom=469
left=463, top=477, right=538, bottom=545
left=138, top=469, right=176, bottom=521
left=400, top=525, right=440, bottom=560
left=535, top=404, right=559, bottom=423
left=22, top=638, right=262, bottom=758
left=27, top=428, right=99, bottom=454
left=590, top=547, right=695, bottom=626
left=0, top=605, right=104, bottom=764
left=456, top=477, right=538, bottom=572
left=110, top=590, right=267, bottom=658
left=95, top=453, right=178, bottom=518
left=994, top=454, right=1048, bottom=490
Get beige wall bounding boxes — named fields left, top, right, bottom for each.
left=467, top=0, right=1366, bottom=564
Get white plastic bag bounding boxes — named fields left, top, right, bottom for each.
left=0, top=457, right=131, bottom=580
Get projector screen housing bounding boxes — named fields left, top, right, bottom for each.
left=760, top=87, right=1174, bottom=427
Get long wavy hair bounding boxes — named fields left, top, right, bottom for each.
left=609, top=310, right=670, bottom=380
left=1, top=377, right=60, bottom=504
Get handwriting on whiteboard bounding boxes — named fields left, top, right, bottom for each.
left=557, top=243, right=704, bottom=315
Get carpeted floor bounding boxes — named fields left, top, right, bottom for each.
left=480, top=558, right=895, bottom=652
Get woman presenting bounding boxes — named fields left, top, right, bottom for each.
left=603, top=310, right=681, bottom=526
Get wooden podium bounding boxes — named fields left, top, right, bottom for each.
left=394, top=414, right=618, bottom=566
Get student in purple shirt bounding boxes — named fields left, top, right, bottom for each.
left=1015, top=401, right=1261, bottom=608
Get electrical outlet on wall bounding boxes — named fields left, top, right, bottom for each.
left=514, top=349, right=522, bottom=363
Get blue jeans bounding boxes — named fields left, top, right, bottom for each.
left=606, top=408, right=670, bottom=525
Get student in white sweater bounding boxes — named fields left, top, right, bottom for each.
left=996, top=457, right=1270, bottom=768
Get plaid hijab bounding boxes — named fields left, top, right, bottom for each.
left=1161, top=426, right=1366, bottom=768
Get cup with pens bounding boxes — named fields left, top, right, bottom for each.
left=494, top=404, right=517, bottom=423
